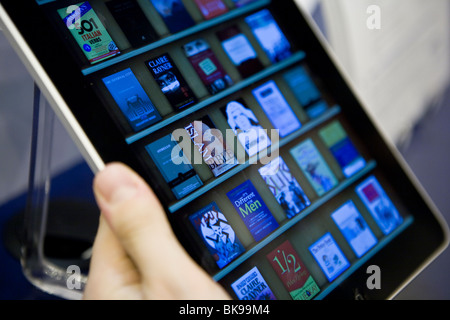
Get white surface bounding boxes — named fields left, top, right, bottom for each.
left=296, top=0, right=450, bottom=144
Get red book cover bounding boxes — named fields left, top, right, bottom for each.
left=184, top=38, right=233, bottom=95
left=217, top=25, right=264, bottom=79
left=267, top=240, right=320, bottom=300
left=194, top=0, right=228, bottom=20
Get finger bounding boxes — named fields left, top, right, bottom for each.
left=92, top=162, right=175, bottom=272
left=93, top=162, right=230, bottom=299
left=83, top=216, right=142, bottom=300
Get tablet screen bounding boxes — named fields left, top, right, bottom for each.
left=7, top=0, right=445, bottom=300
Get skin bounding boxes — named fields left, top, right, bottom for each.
left=83, top=162, right=231, bottom=300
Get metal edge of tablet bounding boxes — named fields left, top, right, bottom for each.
left=0, top=3, right=105, bottom=175
left=293, top=1, right=450, bottom=300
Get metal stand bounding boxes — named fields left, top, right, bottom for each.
left=21, top=84, right=87, bottom=300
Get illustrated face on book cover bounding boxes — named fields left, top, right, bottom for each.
left=224, top=100, right=271, bottom=157
left=156, top=71, right=180, bottom=94
left=225, top=101, right=259, bottom=134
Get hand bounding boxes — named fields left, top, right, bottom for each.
left=84, top=162, right=231, bottom=300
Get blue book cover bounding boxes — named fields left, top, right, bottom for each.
left=319, top=121, right=366, bottom=178
left=331, top=200, right=378, bottom=258
left=245, top=9, right=292, bottom=63
left=227, top=180, right=279, bottom=242
left=356, top=176, right=403, bottom=235
left=252, top=80, right=302, bottom=138
left=102, top=68, right=162, bottom=132
left=258, top=156, right=310, bottom=219
left=231, top=266, right=277, bottom=300
left=283, top=66, right=328, bottom=119
left=290, top=138, right=338, bottom=197
left=189, top=202, right=245, bottom=269
left=309, top=232, right=350, bottom=282
left=232, top=0, right=257, bottom=8
left=145, top=134, right=203, bottom=200
left=150, top=0, right=195, bottom=34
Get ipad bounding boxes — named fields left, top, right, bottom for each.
left=1, top=0, right=448, bottom=300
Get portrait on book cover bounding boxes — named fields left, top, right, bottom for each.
left=223, top=100, right=271, bottom=157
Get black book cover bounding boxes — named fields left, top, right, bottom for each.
left=146, top=53, right=197, bottom=111
left=106, top=0, right=159, bottom=48
left=150, top=0, right=196, bottom=34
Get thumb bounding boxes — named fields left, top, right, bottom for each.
left=93, top=162, right=174, bottom=267
left=93, top=162, right=230, bottom=299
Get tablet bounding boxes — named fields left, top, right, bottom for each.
left=1, top=0, right=448, bottom=300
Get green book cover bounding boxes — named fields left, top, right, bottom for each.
left=58, top=2, right=120, bottom=64
left=319, top=121, right=366, bottom=178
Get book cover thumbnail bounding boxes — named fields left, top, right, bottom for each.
left=146, top=53, right=197, bottom=111
left=194, top=0, right=228, bottom=20
left=290, top=138, right=338, bottom=197
left=319, top=121, right=366, bottom=178
left=150, top=0, right=195, bottom=34
left=184, top=115, right=237, bottom=177
left=252, top=80, right=302, bottom=138
left=183, top=38, right=234, bottom=95
left=217, top=25, right=264, bottom=79
left=309, top=232, right=350, bottom=282
left=232, top=0, right=257, bottom=8
left=356, top=176, right=403, bottom=235
left=258, top=156, right=310, bottom=219
left=189, top=202, right=245, bottom=269
left=102, top=68, right=162, bottom=132
left=106, top=0, right=159, bottom=48
left=227, top=180, right=279, bottom=242
left=145, top=134, right=203, bottom=200
left=245, top=9, right=292, bottom=63
left=222, top=99, right=271, bottom=157
left=58, top=2, right=120, bottom=64
left=283, top=66, right=328, bottom=119
left=231, top=266, right=276, bottom=300
left=331, top=200, right=378, bottom=258
left=267, top=240, right=320, bottom=300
